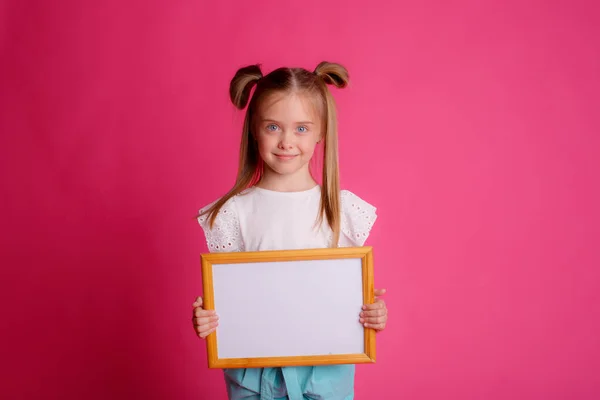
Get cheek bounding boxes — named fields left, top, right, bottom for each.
left=256, top=133, right=275, bottom=152
left=299, top=138, right=318, bottom=156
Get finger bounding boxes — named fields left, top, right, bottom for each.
left=195, top=319, right=219, bottom=333
left=192, top=296, right=203, bottom=307
left=362, top=302, right=385, bottom=311
left=374, top=288, right=386, bottom=296
left=199, top=328, right=215, bottom=338
left=199, top=326, right=217, bottom=338
left=360, top=312, right=387, bottom=323
left=362, top=314, right=387, bottom=324
left=194, top=308, right=216, bottom=318
left=361, top=308, right=386, bottom=318
left=364, top=322, right=386, bottom=330
left=193, top=315, right=219, bottom=326
left=194, top=312, right=214, bottom=323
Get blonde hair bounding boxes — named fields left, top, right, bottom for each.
left=200, top=61, right=349, bottom=247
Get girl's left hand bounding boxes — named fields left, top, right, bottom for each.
left=360, top=288, right=388, bottom=331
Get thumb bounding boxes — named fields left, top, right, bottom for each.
left=192, top=296, right=203, bottom=307
left=374, top=288, right=387, bottom=296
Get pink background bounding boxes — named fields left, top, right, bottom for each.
left=1, top=1, right=599, bottom=399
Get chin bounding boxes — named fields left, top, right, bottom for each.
left=272, top=166, right=303, bottom=176
left=266, top=161, right=305, bottom=176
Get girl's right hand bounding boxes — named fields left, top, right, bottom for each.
left=192, top=296, right=219, bottom=338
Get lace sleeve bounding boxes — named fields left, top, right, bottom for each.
left=197, top=197, right=244, bottom=253
left=340, top=190, right=378, bottom=246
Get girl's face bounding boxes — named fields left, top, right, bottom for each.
left=254, top=92, right=323, bottom=179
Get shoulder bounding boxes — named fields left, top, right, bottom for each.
left=340, top=189, right=377, bottom=214
left=197, top=192, right=247, bottom=252
left=339, top=189, right=378, bottom=246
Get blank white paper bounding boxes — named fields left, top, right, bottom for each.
left=212, top=258, right=365, bottom=358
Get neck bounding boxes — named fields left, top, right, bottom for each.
left=256, top=166, right=318, bottom=192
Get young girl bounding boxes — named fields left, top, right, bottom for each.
left=191, top=61, right=388, bottom=400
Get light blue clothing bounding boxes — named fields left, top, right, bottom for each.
left=198, top=186, right=377, bottom=399
left=223, top=365, right=355, bottom=400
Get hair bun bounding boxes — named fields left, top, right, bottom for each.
left=229, top=64, right=263, bottom=109
left=314, top=61, right=349, bottom=88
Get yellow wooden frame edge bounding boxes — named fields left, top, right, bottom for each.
left=200, top=246, right=376, bottom=369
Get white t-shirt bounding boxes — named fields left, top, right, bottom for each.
left=197, top=185, right=377, bottom=252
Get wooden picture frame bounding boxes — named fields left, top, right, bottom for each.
left=200, top=246, right=376, bottom=369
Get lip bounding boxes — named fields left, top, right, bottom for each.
left=274, top=154, right=299, bottom=160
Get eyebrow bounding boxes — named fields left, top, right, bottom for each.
left=260, top=118, right=315, bottom=125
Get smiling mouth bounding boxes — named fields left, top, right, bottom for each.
left=274, top=154, right=299, bottom=159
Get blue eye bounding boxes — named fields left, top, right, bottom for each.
left=266, top=124, right=278, bottom=131
left=297, top=126, right=308, bottom=133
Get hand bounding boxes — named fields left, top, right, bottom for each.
left=359, top=288, right=387, bottom=332
left=192, top=296, right=219, bottom=338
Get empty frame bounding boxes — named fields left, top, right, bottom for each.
left=200, top=246, right=376, bottom=369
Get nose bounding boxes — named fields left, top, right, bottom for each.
left=278, top=130, right=294, bottom=150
